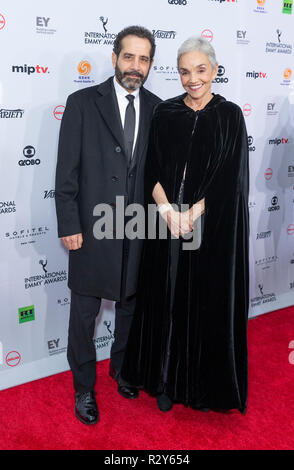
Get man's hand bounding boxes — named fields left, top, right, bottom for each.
left=61, top=233, right=83, bottom=250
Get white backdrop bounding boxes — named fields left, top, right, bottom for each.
left=0, top=0, right=293, bottom=390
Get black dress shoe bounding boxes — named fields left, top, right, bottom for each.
left=109, top=364, right=139, bottom=399
left=74, top=391, right=99, bottom=425
left=156, top=394, right=173, bottom=412
left=117, top=383, right=139, bottom=399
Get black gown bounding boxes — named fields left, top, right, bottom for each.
left=121, top=93, right=249, bottom=413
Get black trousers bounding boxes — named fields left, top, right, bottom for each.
left=67, top=240, right=136, bottom=393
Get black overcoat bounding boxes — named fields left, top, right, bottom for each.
left=55, top=77, right=161, bottom=300
left=121, top=93, right=250, bottom=413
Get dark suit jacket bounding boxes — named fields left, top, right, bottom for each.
left=55, top=77, right=161, bottom=300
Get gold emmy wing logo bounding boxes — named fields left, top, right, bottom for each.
left=77, top=60, right=91, bottom=76
left=284, top=68, right=292, bottom=79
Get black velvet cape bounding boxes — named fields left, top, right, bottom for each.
left=121, top=93, right=249, bottom=413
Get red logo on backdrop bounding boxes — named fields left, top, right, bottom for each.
left=6, top=351, right=21, bottom=367
left=243, top=104, right=252, bottom=116
left=54, top=105, right=65, bottom=120
left=264, top=168, right=273, bottom=180
left=201, top=29, right=213, bottom=42
left=0, top=14, right=5, bottom=30
left=287, top=224, right=294, bottom=235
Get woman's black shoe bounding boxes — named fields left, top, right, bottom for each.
left=156, top=394, right=173, bottom=412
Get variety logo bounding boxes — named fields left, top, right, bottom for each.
left=248, top=136, right=256, bottom=152
left=0, top=201, right=16, bottom=214
left=266, top=29, right=292, bottom=55
left=256, top=230, right=271, bottom=240
left=283, top=1, right=293, bottom=14
left=18, top=305, right=35, bottom=324
left=53, top=105, right=65, bottom=120
left=44, top=189, right=55, bottom=199
left=269, top=137, right=289, bottom=145
left=12, top=64, right=49, bottom=75
left=236, top=30, right=250, bottom=45
left=201, top=29, right=213, bottom=42
left=0, top=108, right=24, bottom=118
left=254, top=0, right=267, bottom=13
left=243, top=103, right=252, bottom=117
left=0, top=13, right=5, bottom=30
left=84, top=17, right=117, bottom=46
left=152, top=29, right=177, bottom=39
left=246, top=70, right=267, bottom=79
left=19, top=145, right=40, bottom=166
left=168, top=0, right=188, bottom=4
left=6, top=351, right=21, bottom=367
left=268, top=196, right=280, bottom=212
left=212, top=65, right=229, bottom=84
left=74, top=60, right=95, bottom=84
left=36, top=16, right=56, bottom=35
left=264, top=168, right=273, bottom=180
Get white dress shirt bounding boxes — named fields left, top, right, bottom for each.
left=113, top=76, right=140, bottom=154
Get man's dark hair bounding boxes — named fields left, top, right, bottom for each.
left=113, top=25, right=156, bottom=60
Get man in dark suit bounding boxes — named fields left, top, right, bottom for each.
left=55, top=25, right=161, bottom=425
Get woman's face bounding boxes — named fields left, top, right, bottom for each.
left=178, top=50, right=218, bottom=102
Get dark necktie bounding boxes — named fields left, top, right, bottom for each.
left=124, top=94, right=135, bottom=163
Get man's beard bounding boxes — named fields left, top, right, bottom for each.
left=115, top=64, right=148, bottom=91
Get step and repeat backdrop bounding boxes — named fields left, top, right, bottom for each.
left=0, top=0, right=293, bottom=390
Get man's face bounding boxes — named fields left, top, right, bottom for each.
left=112, top=35, right=153, bottom=92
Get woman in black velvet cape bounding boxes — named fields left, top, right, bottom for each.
left=121, top=37, right=249, bottom=414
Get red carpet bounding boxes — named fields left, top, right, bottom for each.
left=0, top=306, right=294, bottom=450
